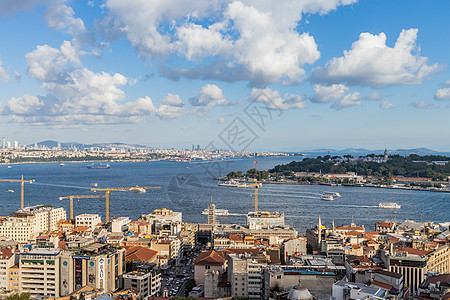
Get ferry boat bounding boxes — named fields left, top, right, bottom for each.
left=320, top=193, right=334, bottom=201
left=60, top=163, right=65, bottom=167
left=378, top=203, right=401, bottom=209
left=129, top=186, right=146, bottom=193
left=8, top=190, right=14, bottom=193
left=87, top=163, right=110, bottom=169
left=323, top=191, right=342, bottom=197
left=201, top=209, right=229, bottom=216
left=218, top=179, right=244, bottom=187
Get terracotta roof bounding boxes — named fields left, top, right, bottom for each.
left=370, top=280, right=393, bottom=290
left=126, top=246, right=158, bottom=263
left=0, top=248, right=14, bottom=260
left=71, top=226, right=90, bottom=232
left=394, top=247, right=431, bottom=256
left=336, top=225, right=364, bottom=231
left=194, top=250, right=226, bottom=265
left=376, top=221, right=394, bottom=227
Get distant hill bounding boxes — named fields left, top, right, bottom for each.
left=305, top=148, right=439, bottom=155
left=29, top=140, right=149, bottom=149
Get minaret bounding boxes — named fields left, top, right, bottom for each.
left=332, top=219, right=335, bottom=232
left=384, top=148, right=388, bottom=160
left=317, top=215, right=322, bottom=249
left=208, top=196, right=216, bottom=226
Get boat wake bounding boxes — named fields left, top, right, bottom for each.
left=328, top=204, right=378, bottom=208
left=32, top=182, right=91, bottom=190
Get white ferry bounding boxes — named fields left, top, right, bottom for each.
left=8, top=190, right=14, bottom=193
left=218, top=179, right=244, bottom=187
left=378, top=203, right=401, bottom=209
left=323, top=191, right=342, bottom=197
left=320, top=194, right=334, bottom=201
left=201, top=209, right=230, bottom=216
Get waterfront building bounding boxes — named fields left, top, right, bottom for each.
left=247, top=211, right=285, bottom=229
left=375, top=221, right=396, bottom=233
left=75, top=214, right=102, bottom=230
left=0, top=205, right=66, bottom=243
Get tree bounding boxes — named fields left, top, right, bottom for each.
left=5, top=294, right=31, bottom=300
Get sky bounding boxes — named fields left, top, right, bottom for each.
left=0, top=0, right=449, bottom=151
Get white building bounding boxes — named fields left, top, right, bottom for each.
left=75, top=214, right=102, bottom=230
left=0, top=206, right=66, bottom=243
left=110, top=217, right=130, bottom=233
left=247, top=211, right=284, bottom=229
left=141, top=208, right=182, bottom=223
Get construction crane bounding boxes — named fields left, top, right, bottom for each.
left=0, top=175, right=35, bottom=209
left=238, top=179, right=261, bottom=213
left=91, top=186, right=161, bottom=222
left=59, top=195, right=106, bottom=220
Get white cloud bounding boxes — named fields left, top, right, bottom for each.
left=379, top=101, right=394, bottom=109
left=331, top=92, right=361, bottom=110
left=311, top=29, right=440, bottom=87
left=157, top=94, right=185, bottom=119
left=44, top=4, right=86, bottom=36
left=3, top=41, right=185, bottom=126
left=102, top=0, right=357, bottom=86
left=189, top=84, right=230, bottom=114
left=434, top=88, right=450, bottom=100
left=249, top=87, right=306, bottom=110
left=311, top=84, right=348, bottom=103
left=410, top=100, right=433, bottom=109
left=0, top=58, right=9, bottom=82
left=26, top=41, right=80, bottom=81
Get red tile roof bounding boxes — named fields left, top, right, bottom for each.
left=194, top=250, right=226, bottom=266
left=126, top=246, right=158, bottom=263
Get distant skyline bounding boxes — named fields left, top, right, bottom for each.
left=0, top=0, right=449, bottom=151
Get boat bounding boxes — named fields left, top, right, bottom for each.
left=320, top=194, right=334, bottom=201
left=91, top=183, right=98, bottom=187
left=378, top=203, right=401, bottom=209
left=7, top=166, right=11, bottom=169
left=8, top=190, right=14, bottom=193
left=87, top=163, right=110, bottom=169
left=218, top=179, right=244, bottom=187
left=60, top=163, right=65, bottom=167
left=202, top=209, right=229, bottom=216
left=129, top=186, right=146, bottom=193
left=323, top=191, right=342, bottom=197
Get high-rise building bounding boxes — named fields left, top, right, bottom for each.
left=2, top=137, right=5, bottom=149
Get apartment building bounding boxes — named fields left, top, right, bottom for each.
left=19, top=248, right=62, bottom=298
left=122, top=268, right=161, bottom=297
left=228, top=253, right=268, bottom=300
left=0, top=206, right=66, bottom=243
left=7, top=264, right=19, bottom=293
left=0, top=248, right=16, bottom=290
left=75, top=214, right=102, bottom=230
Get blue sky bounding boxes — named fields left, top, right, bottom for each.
left=0, top=0, right=449, bottom=151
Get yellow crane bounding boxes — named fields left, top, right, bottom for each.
left=91, top=186, right=161, bottom=222
left=0, top=175, right=35, bottom=209
left=238, top=179, right=261, bottom=213
left=59, top=195, right=106, bottom=220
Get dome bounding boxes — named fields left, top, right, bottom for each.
left=287, top=282, right=313, bottom=300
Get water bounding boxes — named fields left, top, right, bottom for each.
left=0, top=156, right=448, bottom=233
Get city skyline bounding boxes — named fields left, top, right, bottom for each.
left=0, top=1, right=449, bottom=151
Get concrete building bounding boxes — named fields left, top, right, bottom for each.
left=75, top=214, right=102, bottom=230
left=141, top=208, right=182, bottom=223
left=7, top=263, right=19, bottom=294
left=264, top=265, right=335, bottom=299
left=0, top=248, right=16, bottom=291
left=0, top=205, right=66, bottom=243
left=122, top=268, right=161, bottom=297
left=110, top=217, right=130, bottom=233
left=19, top=248, right=62, bottom=298
left=332, top=281, right=386, bottom=300
left=247, top=211, right=285, bottom=229
left=381, top=244, right=450, bottom=293
left=194, top=250, right=227, bottom=285
left=228, top=253, right=268, bottom=300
